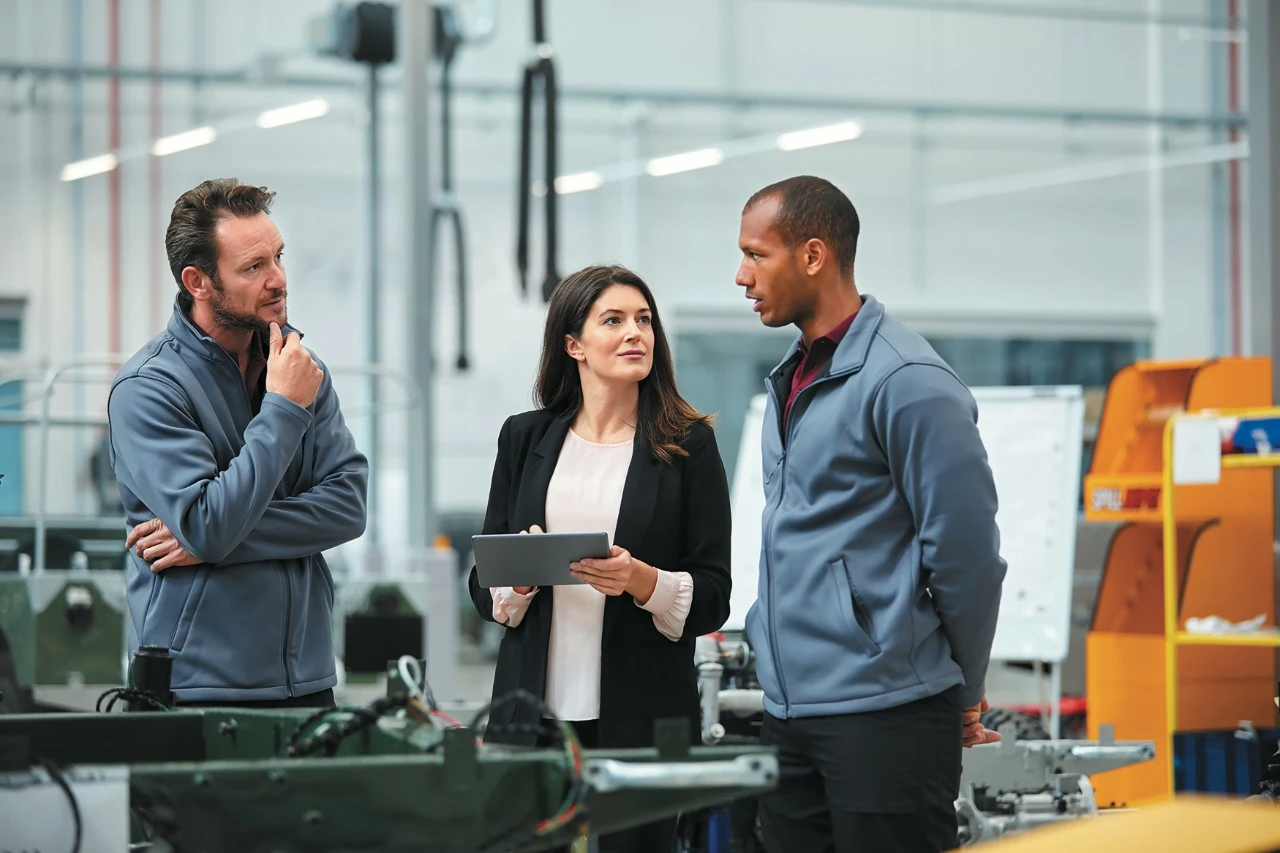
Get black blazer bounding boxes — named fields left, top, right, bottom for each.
left=467, top=409, right=732, bottom=748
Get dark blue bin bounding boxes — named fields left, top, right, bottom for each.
left=1232, top=417, right=1280, bottom=453
left=1173, top=728, right=1280, bottom=795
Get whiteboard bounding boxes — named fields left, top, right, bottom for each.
left=725, top=386, right=1084, bottom=665
left=726, top=394, right=769, bottom=634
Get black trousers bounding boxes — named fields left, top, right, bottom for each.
left=180, top=688, right=337, bottom=710
left=539, top=719, right=678, bottom=853
left=757, top=687, right=962, bottom=853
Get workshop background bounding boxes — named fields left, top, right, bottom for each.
left=2, top=0, right=1280, bottom=846
left=1, top=0, right=1240, bottom=526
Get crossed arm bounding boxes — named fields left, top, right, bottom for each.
left=110, top=370, right=368, bottom=572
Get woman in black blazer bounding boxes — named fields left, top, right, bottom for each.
left=468, top=264, right=733, bottom=853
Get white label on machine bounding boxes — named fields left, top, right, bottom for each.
left=1172, top=418, right=1222, bottom=485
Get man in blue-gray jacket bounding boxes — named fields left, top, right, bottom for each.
left=737, top=176, right=1006, bottom=853
left=108, top=178, right=368, bottom=708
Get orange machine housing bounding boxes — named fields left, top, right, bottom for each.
left=1084, top=357, right=1277, bottom=805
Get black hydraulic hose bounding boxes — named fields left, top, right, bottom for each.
left=515, top=0, right=560, bottom=303
left=516, top=61, right=535, bottom=298
left=430, top=5, right=471, bottom=369
left=540, top=55, right=559, bottom=303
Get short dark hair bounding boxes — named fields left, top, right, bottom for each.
left=744, top=175, right=860, bottom=274
left=165, top=179, right=276, bottom=310
left=535, top=264, right=712, bottom=464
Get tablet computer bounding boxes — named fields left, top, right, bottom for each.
left=472, top=531, right=611, bottom=588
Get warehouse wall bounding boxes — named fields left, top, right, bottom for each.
left=0, top=0, right=1242, bottom=540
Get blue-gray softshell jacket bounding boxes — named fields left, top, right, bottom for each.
left=745, top=294, right=1006, bottom=719
left=108, top=300, right=368, bottom=703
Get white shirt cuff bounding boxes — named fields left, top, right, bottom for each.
left=637, top=569, right=693, bottom=642
left=492, top=585, right=538, bottom=627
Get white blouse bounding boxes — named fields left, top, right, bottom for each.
left=489, top=428, right=694, bottom=721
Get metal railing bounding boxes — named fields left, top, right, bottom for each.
left=4, top=354, right=429, bottom=573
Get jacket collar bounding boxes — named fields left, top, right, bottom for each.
left=772, top=293, right=884, bottom=379
left=167, top=295, right=303, bottom=364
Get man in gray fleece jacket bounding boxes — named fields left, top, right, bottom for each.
left=108, top=179, right=367, bottom=708
left=737, top=176, right=1006, bottom=853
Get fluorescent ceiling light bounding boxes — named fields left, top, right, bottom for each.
left=151, top=126, right=217, bottom=157
left=645, top=148, right=724, bottom=177
left=777, top=121, right=863, bottom=151
left=554, top=171, right=604, bottom=194
left=257, top=99, right=331, bottom=129
left=59, top=153, right=119, bottom=182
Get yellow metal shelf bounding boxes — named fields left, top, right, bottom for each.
left=1175, top=631, right=1280, bottom=648
left=1162, top=404, right=1280, bottom=799
left=1222, top=454, right=1280, bottom=469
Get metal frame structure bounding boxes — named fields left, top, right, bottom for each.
left=0, top=354, right=432, bottom=575
left=0, top=0, right=1259, bottom=543
left=0, top=61, right=1248, bottom=130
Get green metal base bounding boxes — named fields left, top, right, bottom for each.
left=35, top=580, right=125, bottom=684
left=2, top=708, right=776, bottom=852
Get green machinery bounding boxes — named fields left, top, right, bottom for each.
left=0, top=571, right=126, bottom=711
left=31, top=571, right=126, bottom=684
left=0, top=575, right=35, bottom=711
left=0, top=697, right=777, bottom=851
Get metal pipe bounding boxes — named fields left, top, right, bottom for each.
left=699, top=661, right=725, bottom=743
left=366, top=63, right=382, bottom=547
left=427, top=7, right=472, bottom=370
left=1, top=61, right=344, bottom=86
left=35, top=354, right=130, bottom=574
left=149, top=0, right=163, bottom=336
left=1228, top=0, right=1243, bottom=354
left=0, top=61, right=1251, bottom=129
left=717, top=688, right=765, bottom=716
left=909, top=117, right=927, bottom=290
left=69, top=0, right=86, bottom=524
left=401, top=0, right=436, bottom=546
left=0, top=414, right=108, bottom=427
left=107, top=0, right=121, bottom=358
left=1146, top=0, right=1166, bottom=348
left=1211, top=0, right=1228, bottom=356
left=767, top=0, right=1242, bottom=32
left=927, top=141, right=1247, bottom=206
left=99, top=0, right=121, bottom=524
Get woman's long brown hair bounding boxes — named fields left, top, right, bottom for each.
left=534, top=264, right=712, bottom=463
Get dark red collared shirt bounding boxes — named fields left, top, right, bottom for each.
left=244, top=330, right=270, bottom=413
left=784, top=310, right=859, bottom=427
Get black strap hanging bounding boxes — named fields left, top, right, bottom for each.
left=515, top=0, right=560, bottom=303
left=429, top=5, right=471, bottom=369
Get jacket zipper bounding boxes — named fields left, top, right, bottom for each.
left=281, top=568, right=294, bottom=696
left=220, top=350, right=295, bottom=698
left=763, top=364, right=857, bottom=718
left=762, top=377, right=791, bottom=715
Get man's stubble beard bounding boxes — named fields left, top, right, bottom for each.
left=210, top=275, right=282, bottom=335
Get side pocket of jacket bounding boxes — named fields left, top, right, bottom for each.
left=170, top=567, right=210, bottom=652
left=829, top=558, right=881, bottom=656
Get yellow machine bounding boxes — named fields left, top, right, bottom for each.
left=1085, top=357, right=1278, bottom=806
